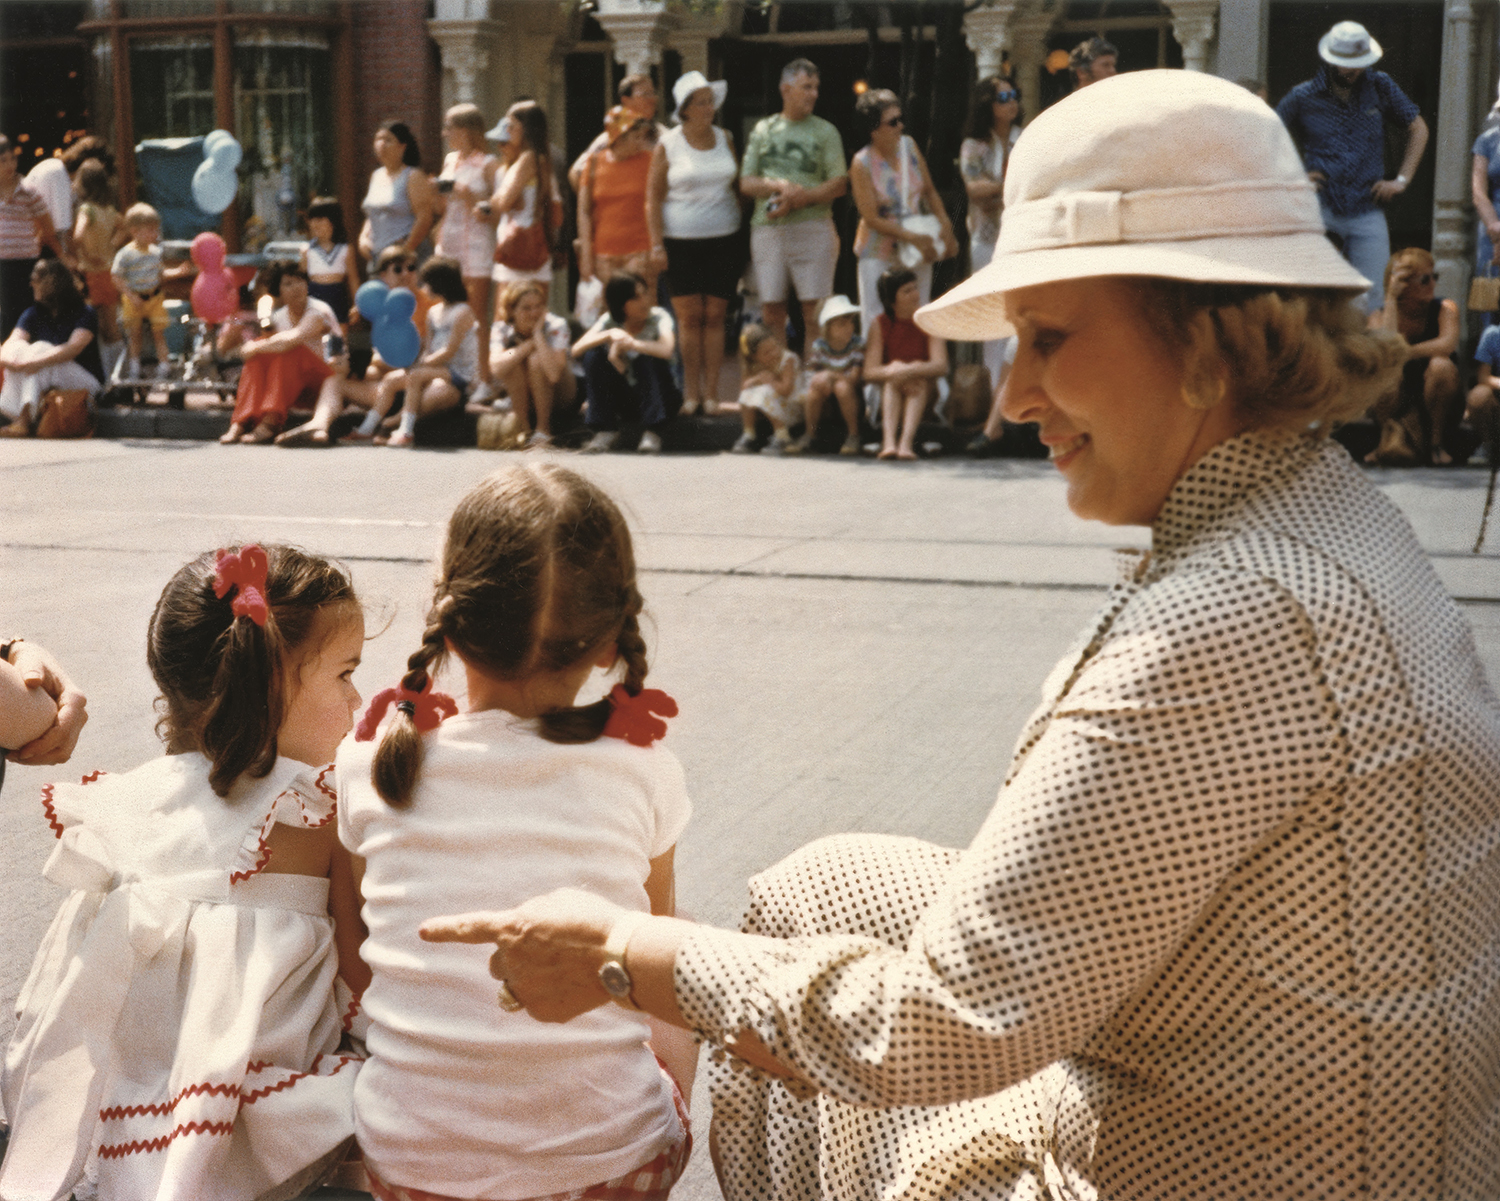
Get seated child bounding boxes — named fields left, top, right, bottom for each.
left=791, top=294, right=864, bottom=455
left=734, top=322, right=803, bottom=455
left=111, top=202, right=187, bottom=380
left=338, top=463, right=695, bottom=1201
left=371, top=255, right=476, bottom=448
left=1467, top=321, right=1500, bottom=462
left=2, top=544, right=368, bottom=1201
left=864, top=266, right=948, bottom=461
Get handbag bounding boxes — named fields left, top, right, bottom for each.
left=896, top=136, right=943, bottom=271
left=34, top=388, right=92, bottom=439
left=496, top=212, right=550, bottom=273
left=1470, top=260, right=1500, bottom=312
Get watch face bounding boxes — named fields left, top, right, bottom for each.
left=599, top=959, right=632, bottom=998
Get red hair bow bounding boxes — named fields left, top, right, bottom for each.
left=355, top=680, right=459, bottom=741
left=603, top=685, right=678, bottom=747
left=214, top=545, right=269, bottom=627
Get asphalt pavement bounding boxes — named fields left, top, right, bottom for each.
left=2, top=439, right=1497, bottom=1199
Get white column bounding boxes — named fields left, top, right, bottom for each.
left=1433, top=0, right=1477, bottom=316
left=963, top=1, right=1024, bottom=80
left=1166, top=0, right=1219, bottom=74
left=1008, top=11, right=1056, bottom=120
left=1215, top=0, right=1269, bottom=85
left=427, top=19, right=502, bottom=108
left=594, top=0, right=678, bottom=79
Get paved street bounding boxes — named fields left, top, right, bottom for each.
left=2, top=439, right=1498, bottom=1198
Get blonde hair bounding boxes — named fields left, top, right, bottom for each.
left=1134, top=281, right=1406, bottom=430
left=739, top=323, right=779, bottom=372
left=372, top=465, right=647, bottom=807
left=499, top=279, right=548, bottom=324
left=444, top=103, right=488, bottom=139
left=124, top=202, right=160, bottom=229
left=1383, top=247, right=1434, bottom=296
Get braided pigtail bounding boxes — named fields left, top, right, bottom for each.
left=371, top=600, right=450, bottom=807
left=538, top=584, right=648, bottom=745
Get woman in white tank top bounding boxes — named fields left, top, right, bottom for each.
left=646, top=71, right=744, bottom=415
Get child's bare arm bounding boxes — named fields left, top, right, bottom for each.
left=329, top=842, right=371, bottom=997
left=773, top=355, right=799, bottom=398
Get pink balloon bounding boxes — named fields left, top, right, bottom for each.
left=191, top=267, right=238, bottom=323
left=190, top=231, right=226, bottom=272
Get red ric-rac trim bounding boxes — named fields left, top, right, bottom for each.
left=230, top=804, right=276, bottom=884
left=40, top=770, right=107, bottom=839
left=241, top=1053, right=358, bottom=1104
left=341, top=993, right=361, bottom=1032
left=315, top=763, right=337, bottom=803
left=277, top=783, right=336, bottom=830
left=98, top=1120, right=235, bottom=1158
left=99, top=1081, right=238, bottom=1121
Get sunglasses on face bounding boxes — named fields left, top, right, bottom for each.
left=993, top=90, right=1019, bottom=103
left=883, top=115, right=904, bottom=128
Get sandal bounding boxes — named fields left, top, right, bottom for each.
left=275, top=425, right=331, bottom=448
left=218, top=422, right=245, bottom=445
left=241, top=420, right=281, bottom=444
left=383, top=431, right=415, bottom=448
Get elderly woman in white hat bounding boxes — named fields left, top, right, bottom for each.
left=420, top=72, right=1500, bottom=1200
left=645, top=70, right=742, bottom=414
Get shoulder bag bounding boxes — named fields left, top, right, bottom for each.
left=897, top=136, right=943, bottom=271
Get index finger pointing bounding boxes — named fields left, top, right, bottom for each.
left=419, top=911, right=514, bottom=943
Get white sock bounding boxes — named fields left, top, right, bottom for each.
left=397, top=405, right=419, bottom=438
left=357, top=409, right=382, bottom=436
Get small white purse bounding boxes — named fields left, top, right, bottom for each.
left=896, top=136, right=943, bottom=270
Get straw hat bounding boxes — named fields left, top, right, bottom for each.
left=1318, top=21, right=1382, bottom=69
left=916, top=70, right=1368, bottom=341
left=604, top=105, right=650, bottom=145
left=673, top=70, right=728, bottom=119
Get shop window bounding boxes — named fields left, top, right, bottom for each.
left=235, top=34, right=333, bottom=243
left=131, top=38, right=215, bottom=140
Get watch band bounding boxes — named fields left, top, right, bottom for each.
left=598, top=910, right=652, bottom=1009
left=1394, top=174, right=1408, bottom=186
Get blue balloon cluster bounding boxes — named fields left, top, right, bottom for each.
left=356, top=280, right=421, bottom=369
left=192, top=130, right=243, bottom=215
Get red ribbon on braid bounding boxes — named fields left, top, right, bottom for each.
left=355, top=680, right=459, bottom=741
left=603, top=684, right=678, bottom=747
left=214, top=545, right=270, bottom=627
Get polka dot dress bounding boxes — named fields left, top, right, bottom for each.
left=675, top=431, right=1500, bottom=1200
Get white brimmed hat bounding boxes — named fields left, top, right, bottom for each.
left=1319, top=21, right=1382, bottom=69
left=817, top=294, right=861, bottom=328
left=485, top=117, right=511, bottom=142
left=673, top=71, right=728, bottom=119
left=916, top=70, right=1369, bottom=342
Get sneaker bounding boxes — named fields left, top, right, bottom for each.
left=155, top=361, right=173, bottom=380
left=468, top=380, right=497, bottom=405
left=637, top=429, right=662, bottom=455
left=124, top=359, right=141, bottom=381
left=730, top=432, right=758, bottom=454
left=680, top=398, right=700, bottom=417
left=580, top=430, right=617, bottom=454
left=525, top=430, right=553, bottom=450
left=702, top=396, right=719, bottom=416
left=784, top=433, right=812, bottom=455
left=839, top=435, right=861, bottom=456
left=764, top=432, right=793, bottom=456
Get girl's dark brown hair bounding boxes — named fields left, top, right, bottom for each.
left=372, top=464, right=646, bottom=807
left=147, top=545, right=359, bottom=797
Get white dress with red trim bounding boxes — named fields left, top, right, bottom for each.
left=1, top=753, right=362, bottom=1201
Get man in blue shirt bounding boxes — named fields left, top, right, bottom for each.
left=1277, top=20, right=1428, bottom=312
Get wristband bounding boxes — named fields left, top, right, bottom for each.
left=1394, top=175, right=1408, bottom=187
left=598, top=910, right=652, bottom=1009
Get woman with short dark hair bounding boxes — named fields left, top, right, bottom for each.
left=0, top=258, right=103, bottom=435
left=571, top=271, right=679, bottom=454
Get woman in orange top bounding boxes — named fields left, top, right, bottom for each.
left=578, top=107, right=658, bottom=297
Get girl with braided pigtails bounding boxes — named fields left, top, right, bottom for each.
left=336, top=463, right=696, bottom=1201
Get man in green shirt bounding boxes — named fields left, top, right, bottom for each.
left=740, top=58, right=849, bottom=342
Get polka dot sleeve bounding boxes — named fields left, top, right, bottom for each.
left=677, top=571, right=1337, bottom=1108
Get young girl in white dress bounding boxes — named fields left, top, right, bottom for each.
left=302, top=196, right=360, bottom=327
left=2, top=544, right=370, bottom=1201
left=338, top=463, right=695, bottom=1201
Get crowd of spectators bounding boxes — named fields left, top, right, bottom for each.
left=0, top=23, right=1495, bottom=464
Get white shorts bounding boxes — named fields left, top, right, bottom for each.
left=492, top=262, right=553, bottom=288
left=751, top=218, right=838, bottom=306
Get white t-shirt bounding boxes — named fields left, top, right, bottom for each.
left=337, top=711, right=692, bottom=1196
left=24, top=158, right=72, bottom=238
left=272, top=296, right=339, bottom=337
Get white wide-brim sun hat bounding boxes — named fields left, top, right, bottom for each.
left=673, top=70, right=729, bottom=119
left=1319, top=21, right=1382, bottom=69
left=916, top=69, right=1369, bottom=342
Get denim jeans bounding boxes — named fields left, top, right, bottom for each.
left=583, top=347, right=681, bottom=432
left=1319, top=202, right=1389, bottom=313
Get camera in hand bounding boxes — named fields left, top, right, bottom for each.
left=436, top=177, right=455, bottom=194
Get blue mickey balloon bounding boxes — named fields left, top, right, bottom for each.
left=357, top=281, right=421, bottom=368
left=191, top=130, right=242, bottom=215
